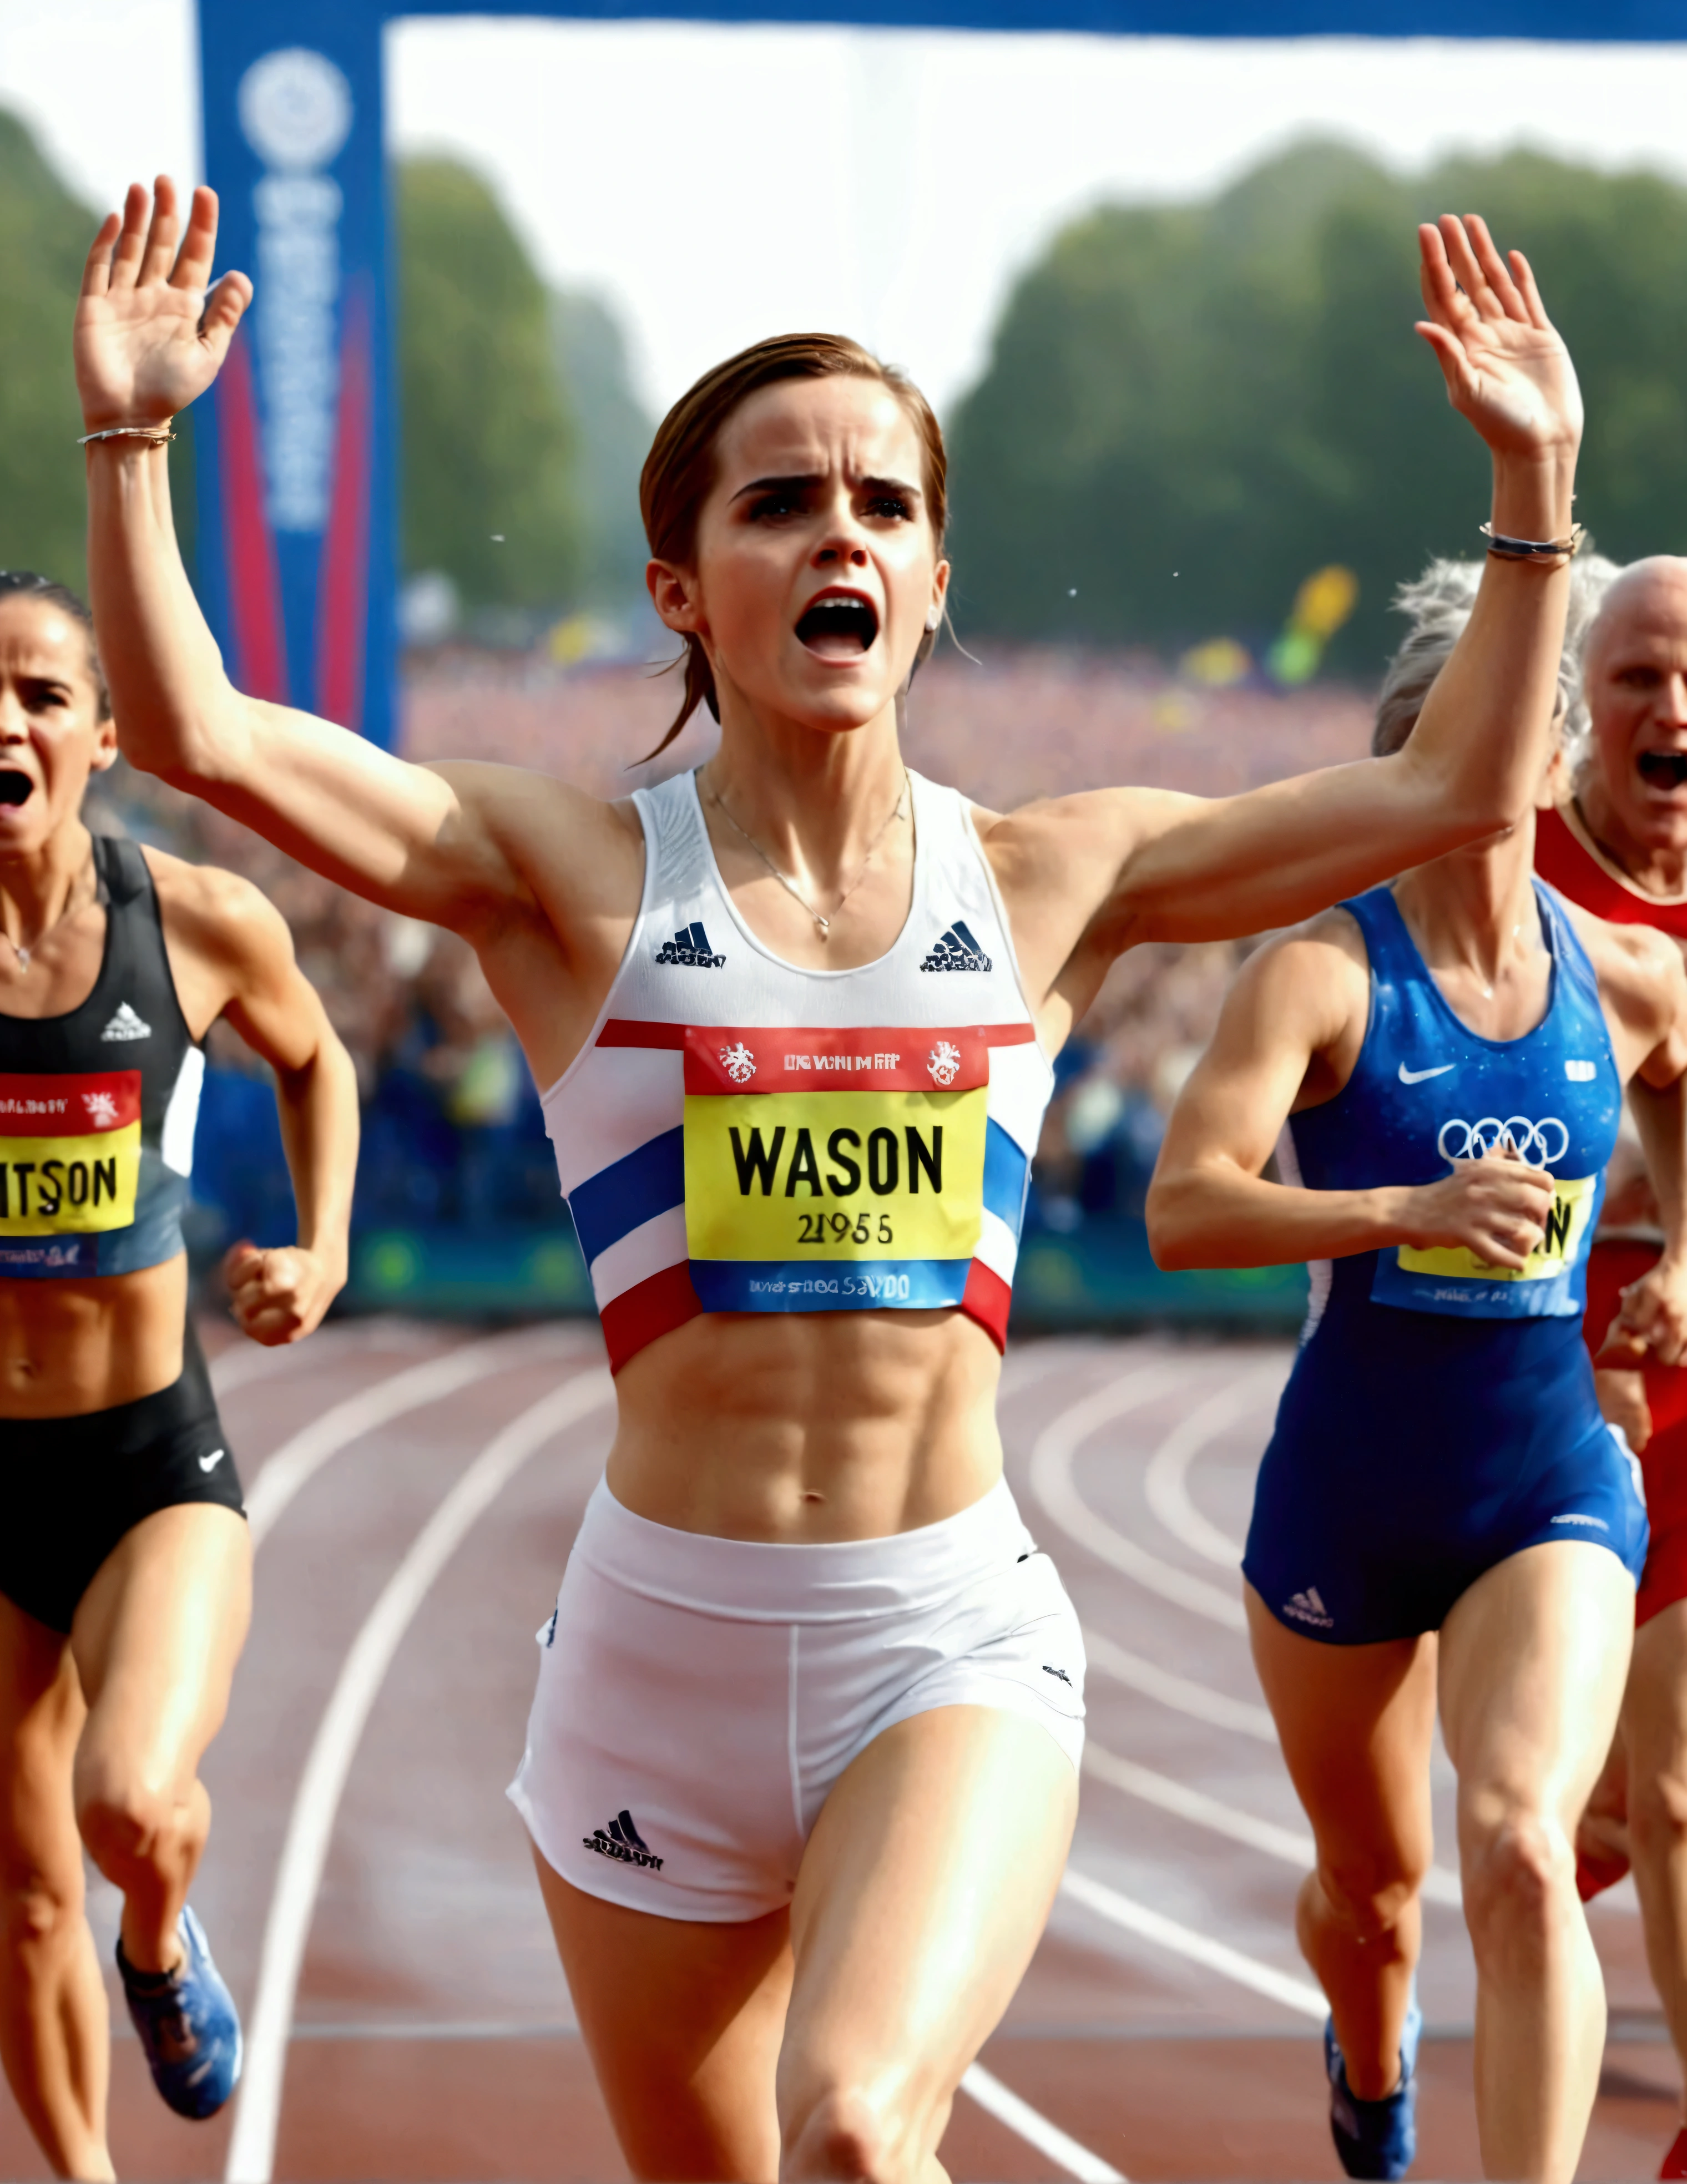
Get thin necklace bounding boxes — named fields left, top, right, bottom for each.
left=3, top=849, right=96, bottom=972
left=704, top=768, right=911, bottom=936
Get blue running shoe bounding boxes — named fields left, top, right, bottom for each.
left=117, top=1906, right=243, bottom=2120
left=1325, top=1987, right=1422, bottom=2180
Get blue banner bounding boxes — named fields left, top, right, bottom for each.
left=195, top=0, right=1687, bottom=753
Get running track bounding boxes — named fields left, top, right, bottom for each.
left=1, top=1322, right=1678, bottom=2181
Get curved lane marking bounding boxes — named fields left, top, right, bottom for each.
left=226, top=1366, right=615, bottom=2184
left=961, top=2062, right=1125, bottom=2182
left=208, top=1323, right=366, bottom=1399
left=1142, top=1367, right=1283, bottom=1569
left=1027, top=1365, right=1248, bottom=1629
left=245, top=1326, right=574, bottom=1549
left=1083, top=1740, right=1461, bottom=1909
left=1083, top=1629, right=1276, bottom=1742
left=1058, top=1868, right=1325, bottom=2019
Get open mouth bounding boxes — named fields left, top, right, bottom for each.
left=795, top=594, right=878, bottom=659
left=1638, top=751, right=1687, bottom=792
left=0, top=772, right=32, bottom=808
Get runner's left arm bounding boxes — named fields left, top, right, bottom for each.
left=989, top=216, right=1582, bottom=1037
left=161, top=863, right=358, bottom=1345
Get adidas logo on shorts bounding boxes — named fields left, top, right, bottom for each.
left=583, top=1808, right=663, bottom=1870
left=919, top=919, right=992, bottom=973
left=1282, top=1585, right=1334, bottom=1629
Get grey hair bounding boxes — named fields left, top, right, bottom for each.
left=1371, top=552, right=1623, bottom=766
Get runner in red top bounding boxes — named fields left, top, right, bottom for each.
left=1532, top=557, right=1687, bottom=2181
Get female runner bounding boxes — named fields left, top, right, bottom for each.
left=1146, top=570, right=1687, bottom=2180
left=0, top=569, right=357, bottom=2178
left=77, top=180, right=1584, bottom=2183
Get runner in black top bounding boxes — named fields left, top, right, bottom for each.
left=0, top=571, right=358, bottom=2176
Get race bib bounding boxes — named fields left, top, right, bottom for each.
left=1373, top=1170, right=1599, bottom=1317
left=0, top=1070, right=142, bottom=1237
left=681, top=1027, right=992, bottom=1313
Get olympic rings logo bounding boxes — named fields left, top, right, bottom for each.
left=1436, top=1115, right=1569, bottom=1169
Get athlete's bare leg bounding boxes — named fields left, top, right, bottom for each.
left=1617, top=1600, right=1687, bottom=2125
left=0, top=1595, right=112, bottom=2182
left=1245, top=1585, right=1436, bottom=2101
left=1439, top=1539, right=1633, bottom=2182
left=534, top=1861, right=792, bottom=2181
left=69, top=1505, right=251, bottom=1975
left=537, top=1705, right=1077, bottom=2184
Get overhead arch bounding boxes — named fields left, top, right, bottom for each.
left=198, top=0, right=1681, bottom=746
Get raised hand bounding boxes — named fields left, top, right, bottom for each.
left=1415, top=214, right=1583, bottom=466
left=74, top=178, right=251, bottom=432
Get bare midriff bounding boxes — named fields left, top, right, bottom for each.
left=0, top=1253, right=188, bottom=1417
left=605, top=1307, right=1007, bottom=1544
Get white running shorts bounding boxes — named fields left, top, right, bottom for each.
left=507, top=1474, right=1085, bottom=1922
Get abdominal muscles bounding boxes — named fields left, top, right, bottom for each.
left=606, top=1306, right=1007, bottom=1544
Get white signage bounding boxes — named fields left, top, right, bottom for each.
left=239, top=49, right=353, bottom=534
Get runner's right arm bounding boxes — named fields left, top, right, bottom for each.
left=76, top=180, right=625, bottom=943
left=1145, top=919, right=1555, bottom=1273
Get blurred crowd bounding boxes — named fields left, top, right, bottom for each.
left=90, top=646, right=1373, bottom=1259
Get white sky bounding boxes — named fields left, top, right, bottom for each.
left=5, top=1, right=1687, bottom=416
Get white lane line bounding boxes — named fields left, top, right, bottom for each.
left=1142, top=1368, right=1282, bottom=1569
left=1084, top=1742, right=1314, bottom=1867
left=1083, top=1741, right=1462, bottom=1909
left=961, top=2062, right=1125, bottom=2183
left=245, top=1327, right=575, bottom=1548
left=225, top=1367, right=614, bottom=2184
left=1083, top=1629, right=1276, bottom=1742
left=1028, top=1366, right=1247, bottom=1629
left=208, top=1323, right=366, bottom=1399
left=1059, top=1868, right=1325, bottom=2020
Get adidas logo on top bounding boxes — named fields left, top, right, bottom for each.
left=100, top=1002, right=151, bottom=1042
left=1282, top=1586, right=1334, bottom=1630
left=919, top=919, right=992, bottom=973
left=583, top=1808, right=663, bottom=1871
left=654, top=921, right=725, bottom=969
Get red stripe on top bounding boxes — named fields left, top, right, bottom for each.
left=0, top=1072, right=140, bottom=1138
left=961, top=1258, right=1013, bottom=1354
left=599, top=1260, right=704, bottom=1375
left=1536, top=805, right=1687, bottom=938
left=599, top=1019, right=1036, bottom=1099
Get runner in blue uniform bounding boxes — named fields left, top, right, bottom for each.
left=1148, top=598, right=1687, bottom=2180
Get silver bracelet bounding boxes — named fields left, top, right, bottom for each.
left=79, top=422, right=175, bottom=447
left=1479, top=520, right=1584, bottom=561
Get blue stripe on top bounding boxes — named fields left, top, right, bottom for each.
left=983, top=1118, right=1029, bottom=1238
left=568, top=1125, right=685, bottom=1265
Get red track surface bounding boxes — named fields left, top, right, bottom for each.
left=0, top=1322, right=1677, bottom=2181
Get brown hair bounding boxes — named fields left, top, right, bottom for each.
left=638, top=332, right=948, bottom=761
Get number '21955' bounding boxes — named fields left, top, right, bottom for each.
left=796, top=1209, right=893, bottom=1246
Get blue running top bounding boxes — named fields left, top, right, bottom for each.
left=1286, top=879, right=1622, bottom=1323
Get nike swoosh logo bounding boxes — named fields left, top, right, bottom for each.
left=198, top=1449, right=226, bottom=1473
left=1398, top=1063, right=1454, bottom=1084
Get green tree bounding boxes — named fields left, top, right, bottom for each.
left=949, top=141, right=1687, bottom=676
left=550, top=289, right=651, bottom=612
left=397, top=156, right=583, bottom=612
left=0, top=112, right=103, bottom=590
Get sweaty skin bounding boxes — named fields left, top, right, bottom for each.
left=75, top=184, right=1583, bottom=1550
